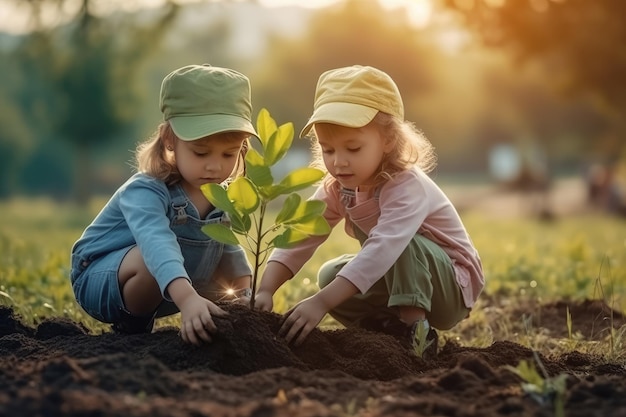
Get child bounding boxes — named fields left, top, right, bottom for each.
left=255, top=65, right=484, bottom=357
left=70, top=65, right=257, bottom=345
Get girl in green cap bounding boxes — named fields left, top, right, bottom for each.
left=256, top=65, right=484, bottom=359
left=70, top=65, right=257, bottom=345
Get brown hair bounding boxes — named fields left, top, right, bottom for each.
left=134, top=122, right=250, bottom=185
left=309, top=112, right=436, bottom=187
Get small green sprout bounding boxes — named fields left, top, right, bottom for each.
left=506, top=352, right=568, bottom=417
left=411, top=320, right=434, bottom=359
left=566, top=306, right=572, bottom=340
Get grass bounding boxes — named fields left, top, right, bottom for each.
left=1, top=197, right=625, bottom=361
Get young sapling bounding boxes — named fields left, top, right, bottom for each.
left=201, top=109, right=330, bottom=309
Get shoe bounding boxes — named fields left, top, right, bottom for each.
left=111, top=310, right=155, bottom=334
left=360, top=313, right=409, bottom=339
left=408, top=320, right=438, bottom=360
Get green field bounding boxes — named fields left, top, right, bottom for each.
left=1, top=197, right=625, bottom=358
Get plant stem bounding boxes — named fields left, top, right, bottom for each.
left=249, top=201, right=267, bottom=309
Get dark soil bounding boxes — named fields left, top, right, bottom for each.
left=1, top=299, right=625, bottom=417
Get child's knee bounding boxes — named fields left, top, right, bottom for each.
left=317, top=254, right=355, bottom=289
left=428, top=306, right=470, bottom=330
left=317, top=262, right=338, bottom=289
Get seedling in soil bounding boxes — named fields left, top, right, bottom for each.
left=201, top=108, right=330, bottom=309
left=566, top=306, right=572, bottom=340
left=412, top=320, right=434, bottom=359
left=506, top=351, right=567, bottom=417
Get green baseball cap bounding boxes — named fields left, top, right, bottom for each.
left=160, top=64, right=258, bottom=141
left=300, top=65, right=404, bottom=137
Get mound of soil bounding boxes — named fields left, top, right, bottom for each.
left=1, top=300, right=625, bottom=417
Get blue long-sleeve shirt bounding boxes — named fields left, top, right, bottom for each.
left=71, top=173, right=251, bottom=298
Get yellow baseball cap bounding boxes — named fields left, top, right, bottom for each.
left=160, top=64, right=258, bottom=141
left=300, top=65, right=404, bottom=137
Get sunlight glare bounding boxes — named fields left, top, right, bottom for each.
left=378, top=0, right=432, bottom=27
left=257, top=0, right=432, bottom=27
left=257, top=0, right=341, bottom=8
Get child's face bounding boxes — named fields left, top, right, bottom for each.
left=173, top=133, right=246, bottom=190
left=315, top=122, right=391, bottom=191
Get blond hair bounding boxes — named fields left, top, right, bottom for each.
left=135, top=122, right=250, bottom=185
left=310, top=112, right=436, bottom=187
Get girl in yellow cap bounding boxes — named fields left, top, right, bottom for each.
left=256, top=65, right=484, bottom=359
left=70, top=65, right=256, bottom=345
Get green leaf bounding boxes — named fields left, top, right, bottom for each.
left=201, top=224, right=240, bottom=246
left=271, top=228, right=311, bottom=249
left=256, top=108, right=278, bottom=151
left=259, top=184, right=282, bottom=200
left=274, top=167, right=325, bottom=196
left=229, top=211, right=251, bottom=234
left=275, top=193, right=301, bottom=224
left=264, top=122, right=294, bottom=166
left=201, top=183, right=236, bottom=214
left=289, top=216, right=331, bottom=236
left=506, top=360, right=545, bottom=388
left=227, top=177, right=259, bottom=214
left=245, top=148, right=274, bottom=187
left=283, top=199, right=327, bottom=225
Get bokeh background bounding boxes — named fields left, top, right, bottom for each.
left=1, top=0, right=624, bottom=219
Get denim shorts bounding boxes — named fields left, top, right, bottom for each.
left=71, top=246, right=133, bottom=323
left=71, top=246, right=183, bottom=323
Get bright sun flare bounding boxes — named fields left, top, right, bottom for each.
left=258, top=0, right=432, bottom=27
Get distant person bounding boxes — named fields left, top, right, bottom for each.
left=70, top=65, right=256, bottom=345
left=256, top=65, right=484, bottom=359
left=587, top=163, right=626, bottom=216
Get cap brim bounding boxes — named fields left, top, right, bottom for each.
left=170, top=114, right=258, bottom=141
left=299, top=102, right=378, bottom=137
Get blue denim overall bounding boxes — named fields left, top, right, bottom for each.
left=71, top=182, right=236, bottom=324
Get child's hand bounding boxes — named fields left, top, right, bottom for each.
left=230, top=295, right=251, bottom=306
left=279, top=295, right=328, bottom=346
left=254, top=290, right=274, bottom=312
left=178, top=293, right=227, bottom=345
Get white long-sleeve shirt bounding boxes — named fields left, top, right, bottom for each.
left=268, top=167, right=484, bottom=308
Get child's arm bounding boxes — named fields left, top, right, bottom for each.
left=167, top=277, right=226, bottom=345
left=256, top=183, right=344, bottom=312
left=255, top=261, right=293, bottom=311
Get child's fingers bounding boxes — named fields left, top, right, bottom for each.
left=279, top=311, right=305, bottom=344
left=230, top=296, right=250, bottom=306
left=181, top=320, right=199, bottom=345
left=278, top=308, right=294, bottom=335
left=208, top=302, right=228, bottom=317
left=294, top=323, right=313, bottom=346
left=201, top=314, right=218, bottom=334
left=181, top=315, right=214, bottom=345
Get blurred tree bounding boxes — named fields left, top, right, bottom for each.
left=439, top=0, right=626, bottom=157
left=471, top=60, right=608, bottom=169
left=7, top=0, right=179, bottom=203
left=0, top=31, right=53, bottom=197
left=251, top=0, right=442, bottom=137
left=0, top=85, right=34, bottom=197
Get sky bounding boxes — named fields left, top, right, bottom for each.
left=0, top=0, right=433, bottom=34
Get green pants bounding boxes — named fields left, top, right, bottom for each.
left=318, top=231, right=469, bottom=330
